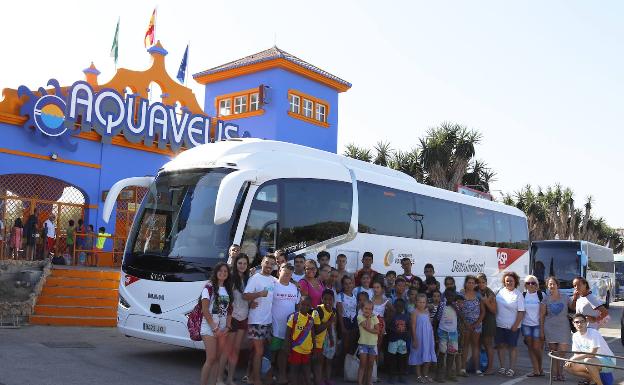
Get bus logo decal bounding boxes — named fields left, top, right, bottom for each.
left=497, top=248, right=525, bottom=271
left=147, top=293, right=165, bottom=301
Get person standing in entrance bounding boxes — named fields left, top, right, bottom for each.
left=354, top=252, right=379, bottom=286
left=65, top=220, right=75, bottom=259
left=9, top=218, right=23, bottom=259
left=24, top=209, right=38, bottom=261
left=43, top=214, right=56, bottom=256
left=243, top=255, right=278, bottom=385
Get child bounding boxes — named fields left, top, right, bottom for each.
left=385, top=270, right=397, bottom=297
left=392, top=277, right=408, bottom=304
left=406, top=287, right=419, bottom=314
left=65, top=219, right=75, bottom=256
left=356, top=290, right=371, bottom=317
left=424, top=277, right=438, bottom=304
left=9, top=218, right=23, bottom=259
left=285, top=295, right=315, bottom=385
left=84, top=225, right=95, bottom=266
left=436, top=289, right=461, bottom=382
left=313, top=289, right=336, bottom=385
left=430, top=290, right=442, bottom=321
left=409, top=293, right=437, bottom=383
left=357, top=300, right=379, bottom=385
left=354, top=272, right=374, bottom=299
left=337, top=275, right=358, bottom=356
left=387, top=299, right=410, bottom=383
left=95, top=226, right=111, bottom=266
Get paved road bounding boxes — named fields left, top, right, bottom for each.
left=1, top=303, right=622, bottom=385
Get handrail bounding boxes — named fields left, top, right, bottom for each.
left=72, top=232, right=126, bottom=267
left=548, top=350, right=623, bottom=385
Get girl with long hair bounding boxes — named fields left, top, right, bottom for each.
left=460, top=275, right=485, bottom=376
left=224, top=254, right=250, bottom=385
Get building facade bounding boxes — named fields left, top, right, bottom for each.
left=0, top=42, right=350, bottom=264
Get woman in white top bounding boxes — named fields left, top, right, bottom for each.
left=571, top=276, right=608, bottom=329
left=200, top=262, right=233, bottom=385
left=521, top=275, right=546, bottom=377
left=371, top=280, right=394, bottom=355
left=224, top=254, right=250, bottom=385
left=337, top=275, right=358, bottom=356
left=495, top=271, right=525, bottom=378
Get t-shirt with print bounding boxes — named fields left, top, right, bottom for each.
left=496, top=288, right=525, bottom=329
left=287, top=311, right=316, bottom=355
left=357, top=314, right=379, bottom=346
left=244, top=273, right=277, bottom=325
left=202, top=285, right=230, bottom=317
left=272, top=281, right=300, bottom=339
left=313, top=304, right=335, bottom=348
left=572, top=327, right=614, bottom=360
left=388, top=312, right=410, bottom=342
left=292, top=272, right=305, bottom=283
left=522, top=291, right=542, bottom=327
left=337, top=292, right=358, bottom=320
left=575, top=294, right=603, bottom=329
left=439, top=303, right=458, bottom=332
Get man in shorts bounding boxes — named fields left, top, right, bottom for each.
left=270, top=264, right=299, bottom=384
left=244, top=255, right=278, bottom=385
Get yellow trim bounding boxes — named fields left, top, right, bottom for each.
left=287, top=111, right=329, bottom=128
left=287, top=89, right=330, bottom=127
left=219, top=109, right=265, bottom=120
left=0, top=112, right=26, bottom=125
left=195, top=58, right=351, bottom=93
left=0, top=148, right=102, bottom=169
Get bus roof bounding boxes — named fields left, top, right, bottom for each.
left=162, top=138, right=526, bottom=217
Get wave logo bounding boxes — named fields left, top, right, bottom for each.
left=383, top=249, right=394, bottom=267
left=18, top=79, right=77, bottom=150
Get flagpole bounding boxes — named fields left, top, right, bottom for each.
left=115, top=17, right=119, bottom=71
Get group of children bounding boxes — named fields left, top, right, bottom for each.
left=274, top=255, right=475, bottom=385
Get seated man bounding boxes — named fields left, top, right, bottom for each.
left=564, top=313, right=616, bottom=385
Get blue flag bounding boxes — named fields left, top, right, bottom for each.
left=176, top=45, right=189, bottom=83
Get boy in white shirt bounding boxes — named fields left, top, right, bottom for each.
left=564, top=313, right=615, bottom=385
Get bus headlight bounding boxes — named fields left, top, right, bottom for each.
left=118, top=294, right=131, bottom=309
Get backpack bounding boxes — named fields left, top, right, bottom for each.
left=187, top=282, right=213, bottom=341
left=522, top=290, right=544, bottom=302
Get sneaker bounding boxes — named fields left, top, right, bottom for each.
left=476, top=370, right=483, bottom=376
left=459, top=370, right=468, bottom=377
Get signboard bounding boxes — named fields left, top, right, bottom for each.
left=19, top=79, right=249, bottom=152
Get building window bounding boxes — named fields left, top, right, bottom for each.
left=250, top=93, right=259, bottom=111
left=303, top=99, right=313, bottom=118
left=287, top=90, right=330, bottom=127
left=219, top=99, right=231, bottom=116
left=315, top=104, right=326, bottom=123
left=289, top=94, right=300, bottom=114
left=234, top=95, right=248, bottom=114
left=215, top=88, right=265, bottom=119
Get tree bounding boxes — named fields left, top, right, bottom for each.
left=505, top=185, right=623, bottom=253
left=343, top=122, right=491, bottom=192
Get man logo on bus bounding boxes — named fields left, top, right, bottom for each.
left=497, top=248, right=524, bottom=271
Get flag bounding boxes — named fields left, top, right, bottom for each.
left=144, top=8, right=156, bottom=48
left=176, top=45, right=189, bottom=83
left=110, top=18, right=120, bottom=64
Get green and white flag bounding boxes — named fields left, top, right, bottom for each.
left=110, top=18, right=120, bottom=65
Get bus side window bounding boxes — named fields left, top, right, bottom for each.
left=241, top=184, right=278, bottom=261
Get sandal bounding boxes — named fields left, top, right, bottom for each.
left=506, top=369, right=515, bottom=377
left=424, top=376, right=434, bottom=383
left=416, top=376, right=426, bottom=383
left=241, top=376, right=249, bottom=384
left=527, top=373, right=539, bottom=377
left=498, top=368, right=507, bottom=376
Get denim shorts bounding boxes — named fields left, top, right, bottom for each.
left=521, top=324, right=541, bottom=339
left=358, top=344, right=378, bottom=356
left=495, top=327, right=520, bottom=347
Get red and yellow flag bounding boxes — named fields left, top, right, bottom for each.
left=144, top=8, right=156, bottom=48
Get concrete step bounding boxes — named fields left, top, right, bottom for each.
left=34, top=305, right=116, bottom=318
left=37, top=295, right=117, bottom=307
left=46, top=277, right=119, bottom=289
left=41, top=286, right=118, bottom=299
left=51, top=269, right=120, bottom=281
left=30, top=315, right=117, bottom=327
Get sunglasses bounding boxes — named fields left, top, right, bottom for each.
left=526, top=282, right=537, bottom=286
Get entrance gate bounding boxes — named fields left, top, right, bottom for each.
left=0, top=174, right=87, bottom=259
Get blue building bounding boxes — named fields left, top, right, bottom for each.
left=194, top=46, right=351, bottom=153
left=0, top=43, right=350, bottom=264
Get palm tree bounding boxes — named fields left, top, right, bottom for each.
left=418, top=122, right=482, bottom=190
left=373, top=141, right=392, bottom=167
left=343, top=143, right=372, bottom=162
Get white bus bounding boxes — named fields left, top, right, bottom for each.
left=530, top=240, right=615, bottom=307
left=104, top=139, right=529, bottom=348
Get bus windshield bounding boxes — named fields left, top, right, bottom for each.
left=531, top=242, right=580, bottom=289
left=123, top=168, right=240, bottom=281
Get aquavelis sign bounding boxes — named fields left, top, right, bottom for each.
left=18, top=79, right=249, bottom=152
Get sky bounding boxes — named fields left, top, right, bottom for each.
left=1, top=1, right=623, bottom=227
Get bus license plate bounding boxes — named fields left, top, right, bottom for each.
left=143, top=322, right=166, bottom=334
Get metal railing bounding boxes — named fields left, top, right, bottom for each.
left=69, top=233, right=125, bottom=267
left=548, top=350, right=623, bottom=385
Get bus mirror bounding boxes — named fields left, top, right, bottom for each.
left=214, top=170, right=256, bottom=225
left=102, top=176, right=155, bottom=223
